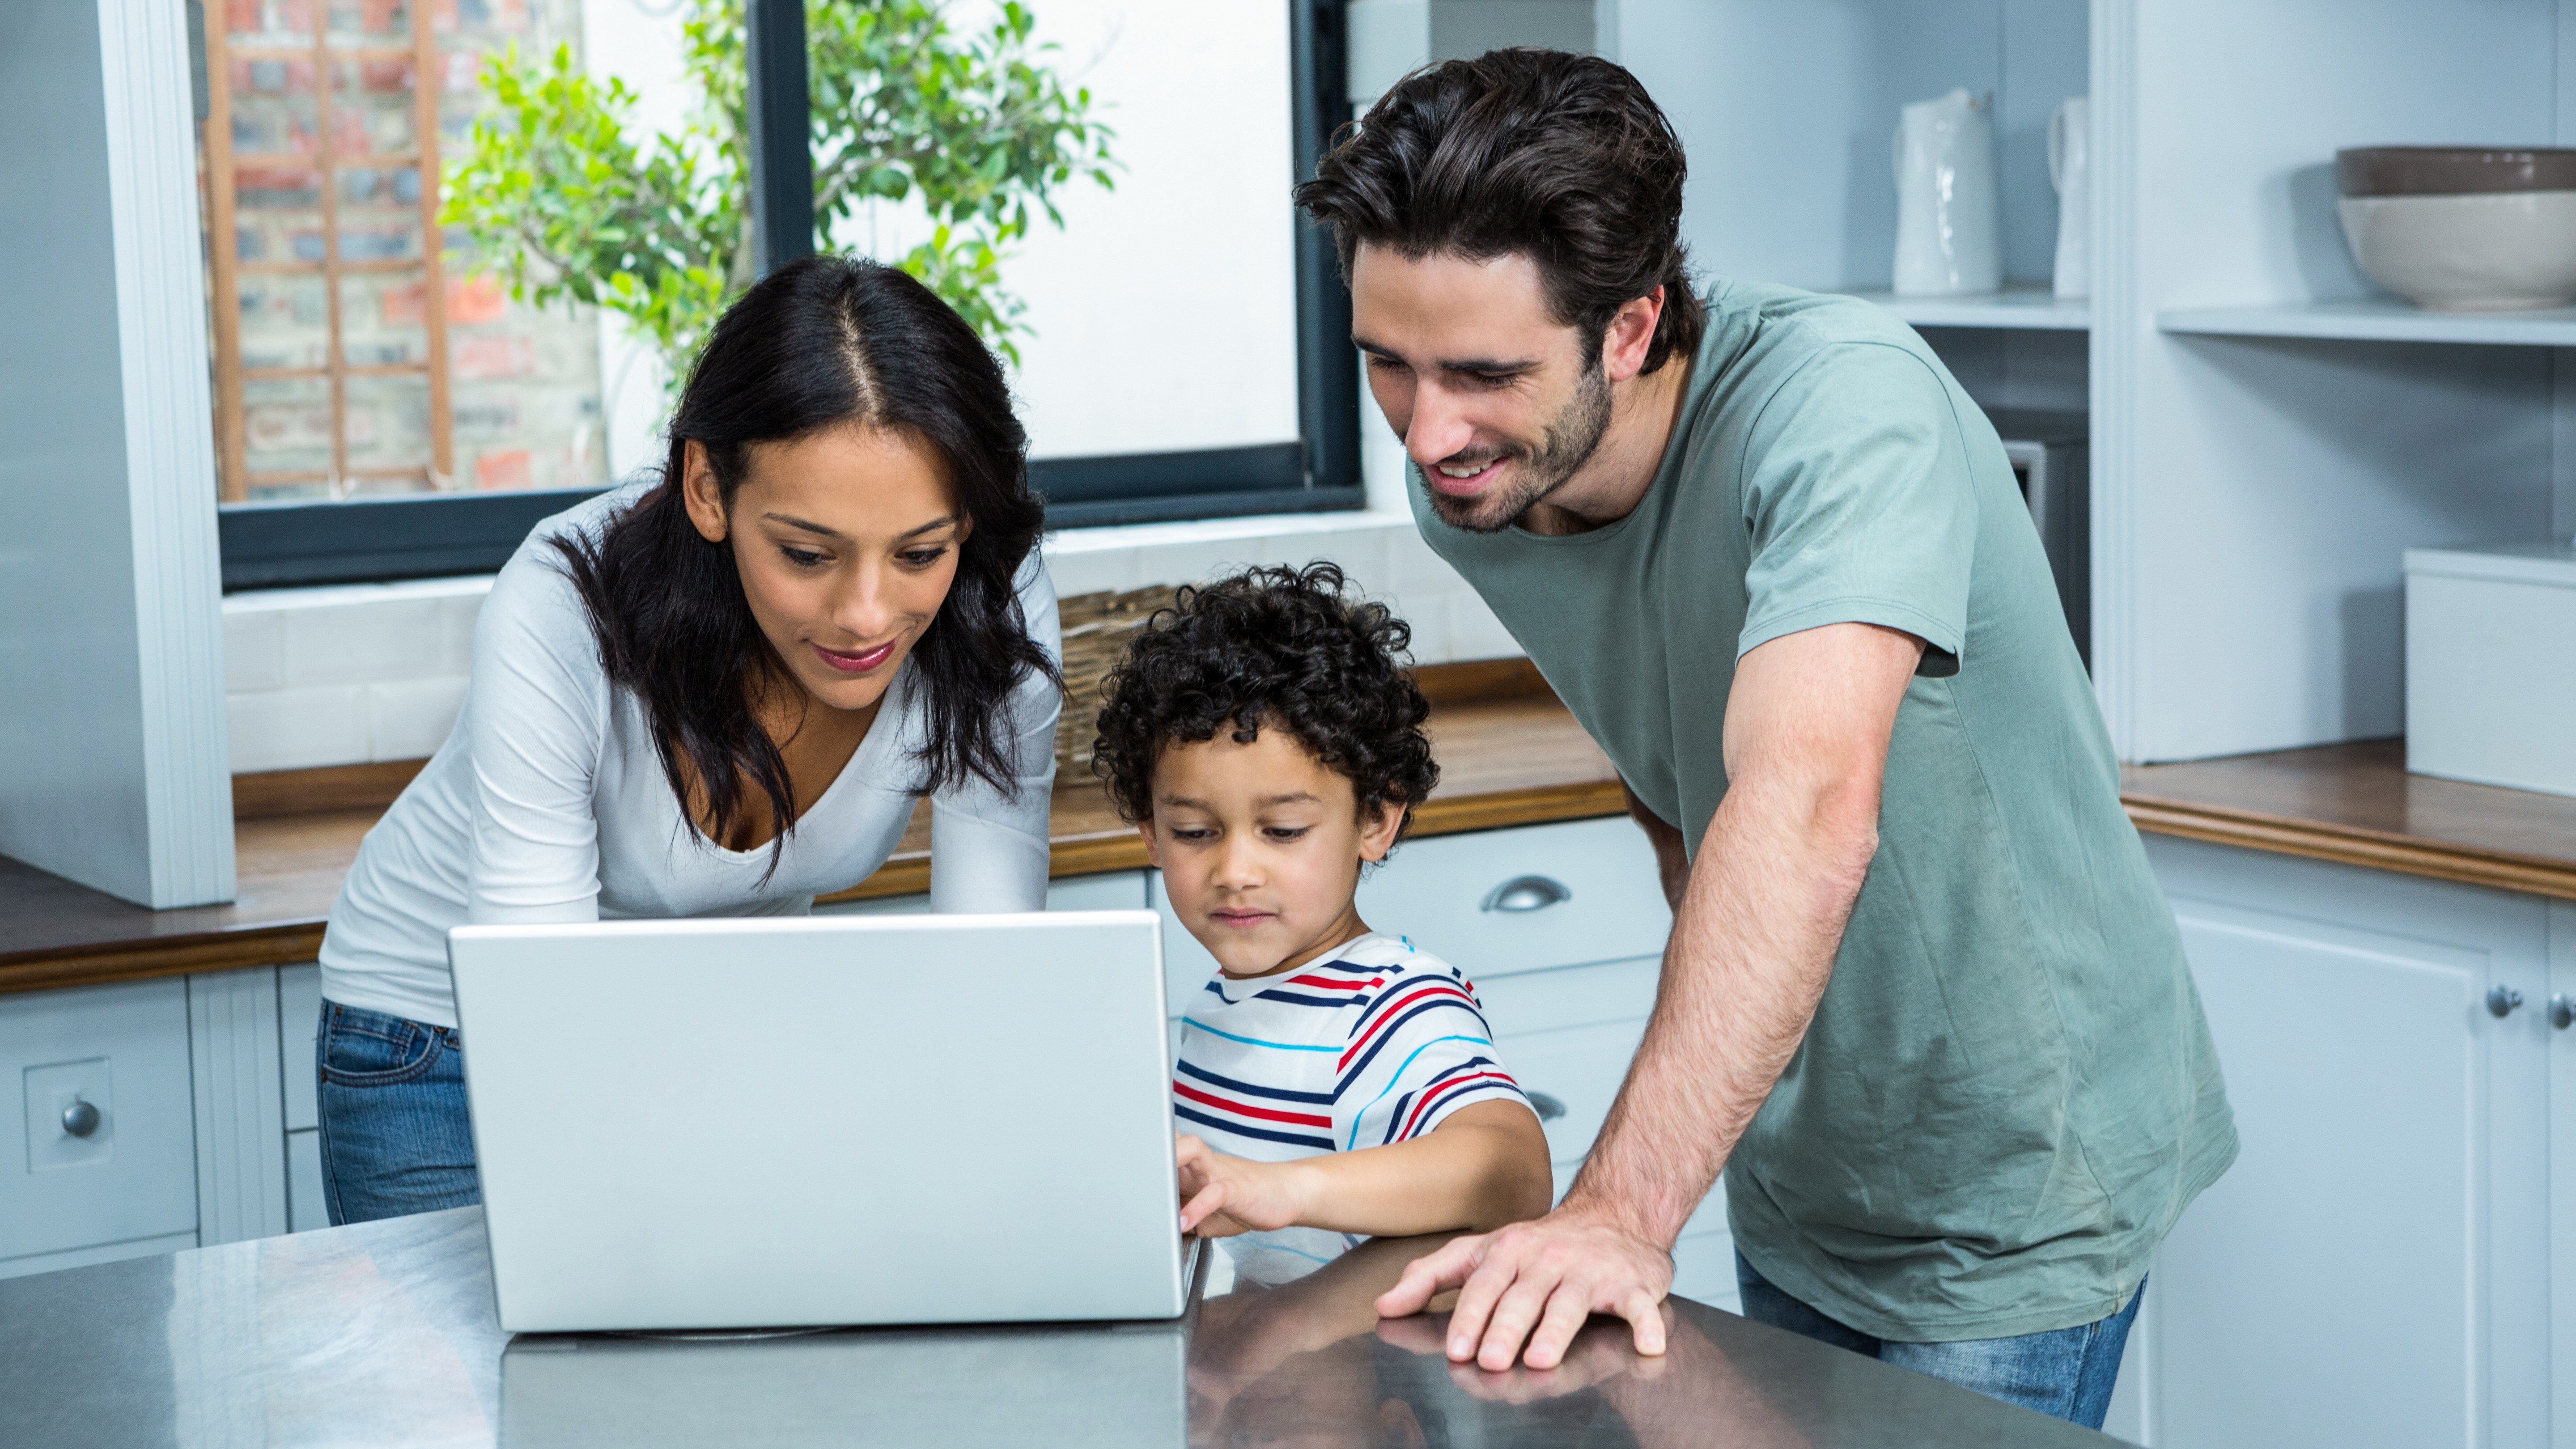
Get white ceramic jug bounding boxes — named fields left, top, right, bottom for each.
left=1892, top=88, right=2001, bottom=296
left=2049, top=96, right=2091, bottom=300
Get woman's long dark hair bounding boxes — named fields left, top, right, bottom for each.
left=554, top=255, right=1054, bottom=868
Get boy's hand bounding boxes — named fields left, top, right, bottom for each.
left=1175, top=1134, right=1311, bottom=1237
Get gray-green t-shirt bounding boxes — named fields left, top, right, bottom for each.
left=1417, top=280, right=2236, bottom=1342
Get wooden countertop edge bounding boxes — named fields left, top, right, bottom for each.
left=0, top=780, right=1635, bottom=993
left=2121, top=795, right=2576, bottom=903
left=815, top=778, right=1636, bottom=904
left=0, top=922, right=329, bottom=995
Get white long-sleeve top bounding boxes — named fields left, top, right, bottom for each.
left=317, top=486, right=1061, bottom=1028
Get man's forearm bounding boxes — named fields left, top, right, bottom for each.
left=1565, top=771, right=1877, bottom=1245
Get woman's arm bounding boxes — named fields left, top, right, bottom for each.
left=463, top=551, right=614, bottom=923
left=1176, top=1100, right=1553, bottom=1238
left=929, top=555, right=1061, bottom=912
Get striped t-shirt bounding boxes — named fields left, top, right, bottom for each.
left=1172, top=932, right=1530, bottom=1164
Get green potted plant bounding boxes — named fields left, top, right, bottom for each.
left=441, top=0, right=1116, bottom=384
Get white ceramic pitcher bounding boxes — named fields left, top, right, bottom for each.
left=2049, top=96, right=2091, bottom=300
left=1892, top=88, right=2001, bottom=296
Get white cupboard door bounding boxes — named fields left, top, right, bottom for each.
left=2141, top=839, right=2550, bottom=1449
left=2552, top=902, right=2576, bottom=1449
left=0, top=978, right=199, bottom=1269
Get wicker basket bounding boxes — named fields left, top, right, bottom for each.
left=1052, top=585, right=1182, bottom=787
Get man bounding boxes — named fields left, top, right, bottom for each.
left=1296, top=51, right=2235, bottom=1430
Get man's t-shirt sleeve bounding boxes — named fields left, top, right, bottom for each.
left=1735, top=340, right=1978, bottom=675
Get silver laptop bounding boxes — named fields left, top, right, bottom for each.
left=448, top=912, right=1188, bottom=1334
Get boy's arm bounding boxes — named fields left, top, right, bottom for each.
left=1177, top=1100, right=1553, bottom=1238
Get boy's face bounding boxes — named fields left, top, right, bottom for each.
left=1140, top=724, right=1406, bottom=979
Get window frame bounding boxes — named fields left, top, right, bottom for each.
left=215, top=0, right=1362, bottom=591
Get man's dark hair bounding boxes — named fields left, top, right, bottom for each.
left=1295, top=48, right=1703, bottom=373
left=1091, top=564, right=1439, bottom=841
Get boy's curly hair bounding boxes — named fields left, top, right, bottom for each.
left=1091, top=563, right=1440, bottom=841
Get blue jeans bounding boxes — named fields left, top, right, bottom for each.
left=1735, top=1252, right=2140, bottom=1430
left=314, top=1000, right=481, bottom=1225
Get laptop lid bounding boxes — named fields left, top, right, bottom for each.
left=449, top=911, right=1181, bottom=1334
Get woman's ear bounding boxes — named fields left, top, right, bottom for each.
left=679, top=440, right=729, bottom=543
left=1357, top=797, right=1407, bottom=864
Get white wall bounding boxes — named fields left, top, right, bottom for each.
left=0, top=0, right=233, bottom=905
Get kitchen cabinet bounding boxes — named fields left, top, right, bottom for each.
left=2126, top=837, right=2557, bottom=1448
left=0, top=978, right=201, bottom=1275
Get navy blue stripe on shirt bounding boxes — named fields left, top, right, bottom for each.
left=1375, top=1056, right=1511, bottom=1145
left=1390, top=1072, right=1518, bottom=1144
left=1342, top=972, right=1471, bottom=1039
left=1249, top=989, right=1373, bottom=1011
left=1337, top=997, right=1494, bottom=1093
left=1175, top=1056, right=1337, bottom=1106
left=1175, top=1102, right=1335, bottom=1152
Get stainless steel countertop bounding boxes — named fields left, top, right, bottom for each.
left=0, top=1209, right=2120, bottom=1447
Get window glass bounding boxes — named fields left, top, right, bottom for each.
left=992, top=0, right=1299, bottom=461
left=200, top=0, right=649, bottom=503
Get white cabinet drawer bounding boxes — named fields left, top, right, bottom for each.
left=1354, top=817, right=1670, bottom=980
left=0, top=979, right=198, bottom=1262
left=1155, top=817, right=1672, bottom=1018
left=1475, top=956, right=1661, bottom=1039
left=1496, top=1017, right=1647, bottom=1165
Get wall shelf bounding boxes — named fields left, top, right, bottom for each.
left=2159, top=299, right=2576, bottom=347
left=1839, top=286, right=2090, bottom=331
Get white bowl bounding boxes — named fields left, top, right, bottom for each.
left=2336, top=191, right=2576, bottom=311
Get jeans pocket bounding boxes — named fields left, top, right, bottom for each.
left=319, top=1004, right=447, bottom=1088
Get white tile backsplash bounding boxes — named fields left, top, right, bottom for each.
left=225, top=515, right=1515, bottom=774
left=228, top=685, right=369, bottom=774
left=282, top=597, right=446, bottom=686
left=222, top=609, right=284, bottom=694
left=366, top=676, right=470, bottom=760
left=1450, top=591, right=1523, bottom=661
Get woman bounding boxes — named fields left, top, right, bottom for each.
left=314, top=256, right=1061, bottom=1224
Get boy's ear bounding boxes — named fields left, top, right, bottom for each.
left=1137, top=819, right=1163, bottom=869
left=1357, top=797, right=1406, bottom=864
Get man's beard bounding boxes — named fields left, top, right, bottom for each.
left=1422, top=360, right=1614, bottom=534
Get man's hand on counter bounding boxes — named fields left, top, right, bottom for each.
left=1370, top=1203, right=1673, bottom=1370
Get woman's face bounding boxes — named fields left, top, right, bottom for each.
left=681, top=424, right=971, bottom=715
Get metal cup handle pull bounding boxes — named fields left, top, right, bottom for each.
left=61, top=1098, right=101, bottom=1138
left=1526, top=1091, right=1568, bottom=1123
left=1482, top=876, right=1572, bottom=913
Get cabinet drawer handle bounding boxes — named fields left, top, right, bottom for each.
left=1527, top=1091, right=1568, bottom=1122
left=2487, top=986, right=2525, bottom=1019
left=61, top=1098, right=101, bottom=1139
left=2551, top=995, right=2574, bottom=1031
left=1483, top=876, right=1572, bottom=913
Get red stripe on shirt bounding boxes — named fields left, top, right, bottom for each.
left=1397, top=1069, right=1519, bottom=1141
left=1284, top=972, right=1386, bottom=992
left=1173, top=1080, right=1333, bottom=1129
left=1340, top=983, right=1477, bottom=1070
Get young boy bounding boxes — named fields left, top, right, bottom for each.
left=1092, top=564, right=1553, bottom=1255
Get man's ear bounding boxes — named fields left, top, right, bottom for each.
left=680, top=440, right=729, bottom=543
left=1600, top=287, right=1665, bottom=384
left=1357, top=798, right=1407, bottom=864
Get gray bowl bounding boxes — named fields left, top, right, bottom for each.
left=2337, top=146, right=2576, bottom=197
